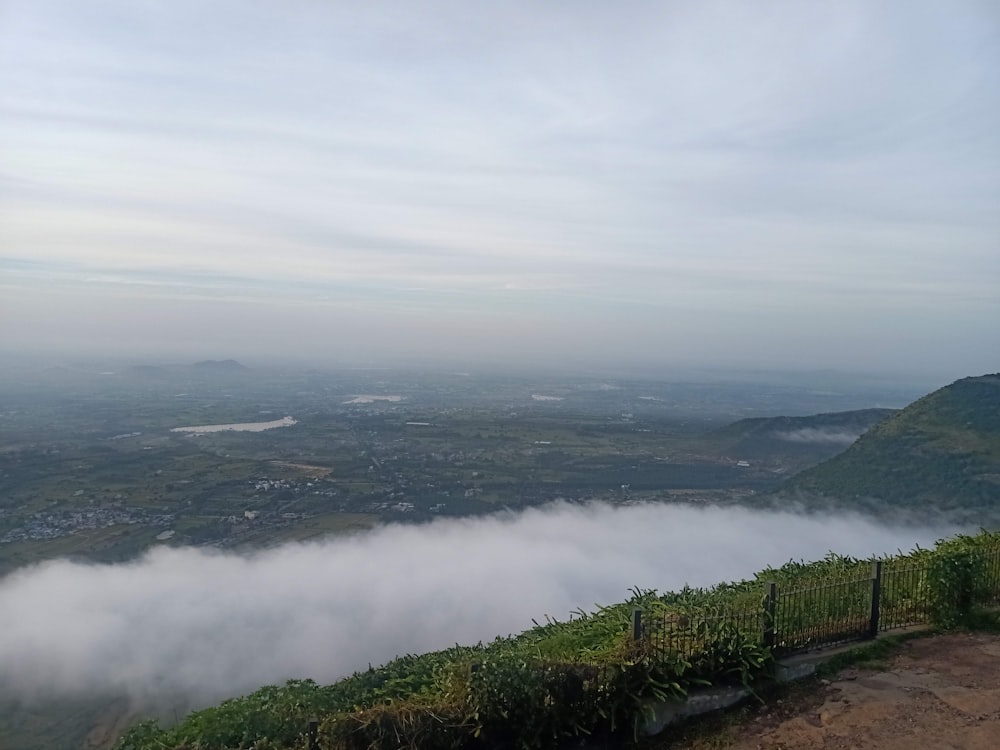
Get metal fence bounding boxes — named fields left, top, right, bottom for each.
left=879, top=560, right=932, bottom=631
left=770, top=572, right=876, bottom=655
left=982, top=546, right=1000, bottom=607
left=639, top=544, right=1000, bottom=664
left=643, top=607, right=764, bottom=661
left=485, top=543, right=1000, bottom=735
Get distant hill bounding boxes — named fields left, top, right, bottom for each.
left=776, top=374, right=1000, bottom=514
left=124, top=364, right=171, bottom=379
left=192, top=359, right=249, bottom=372
left=707, top=408, right=895, bottom=470
left=120, top=360, right=250, bottom=379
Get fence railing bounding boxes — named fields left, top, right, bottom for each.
left=982, top=546, right=1000, bottom=607
left=880, top=560, right=932, bottom=631
left=639, top=545, right=1000, bottom=665
left=492, top=541, right=1000, bottom=736
left=468, top=557, right=948, bottom=741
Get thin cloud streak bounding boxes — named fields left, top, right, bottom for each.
left=775, top=428, right=861, bottom=446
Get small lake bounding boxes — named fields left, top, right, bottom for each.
left=343, top=395, right=403, bottom=404
left=171, top=416, right=297, bottom=433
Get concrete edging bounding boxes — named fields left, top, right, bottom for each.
left=640, top=625, right=932, bottom=737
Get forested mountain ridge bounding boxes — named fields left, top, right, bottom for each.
left=776, top=374, right=1000, bottom=512
left=706, top=408, right=896, bottom=466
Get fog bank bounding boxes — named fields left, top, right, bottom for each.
left=775, top=428, right=862, bottom=445
left=0, top=502, right=958, bottom=707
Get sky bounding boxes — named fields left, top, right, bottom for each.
left=1, top=1, right=998, bottom=376
left=0, top=502, right=960, bottom=708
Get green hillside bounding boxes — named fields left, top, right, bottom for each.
left=778, top=374, right=1000, bottom=513
left=704, top=408, right=895, bottom=470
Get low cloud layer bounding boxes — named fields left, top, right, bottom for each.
left=774, top=428, right=862, bottom=445
left=0, top=503, right=957, bottom=708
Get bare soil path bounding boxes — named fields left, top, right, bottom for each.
left=720, top=632, right=1000, bottom=750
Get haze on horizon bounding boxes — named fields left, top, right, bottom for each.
left=1, top=1, right=998, bottom=379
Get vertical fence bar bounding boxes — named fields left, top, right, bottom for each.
left=869, top=561, right=882, bottom=639
left=992, top=548, right=1000, bottom=605
left=763, top=581, right=777, bottom=650
left=308, top=717, right=319, bottom=750
left=632, top=608, right=642, bottom=642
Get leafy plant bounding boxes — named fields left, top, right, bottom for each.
left=926, top=532, right=999, bottom=627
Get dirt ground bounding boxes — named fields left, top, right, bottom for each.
left=714, top=632, right=1000, bottom=750
left=84, top=698, right=139, bottom=750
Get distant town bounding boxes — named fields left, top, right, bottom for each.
left=0, top=362, right=918, bottom=572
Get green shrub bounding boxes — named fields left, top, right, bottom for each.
left=927, top=532, right=999, bottom=627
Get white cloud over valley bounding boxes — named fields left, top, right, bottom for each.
left=0, top=502, right=958, bottom=709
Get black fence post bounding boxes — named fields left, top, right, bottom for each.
left=869, top=560, right=883, bottom=639
left=763, top=581, right=777, bottom=650
left=307, top=717, right=319, bottom=750
left=632, top=608, right=643, bottom=642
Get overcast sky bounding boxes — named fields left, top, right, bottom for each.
left=1, top=1, right=998, bottom=376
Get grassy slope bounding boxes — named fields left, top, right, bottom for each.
left=777, top=374, right=1000, bottom=510
left=703, top=408, right=896, bottom=467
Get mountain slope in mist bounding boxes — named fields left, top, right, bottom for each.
left=705, top=408, right=896, bottom=471
left=777, top=374, right=1000, bottom=513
